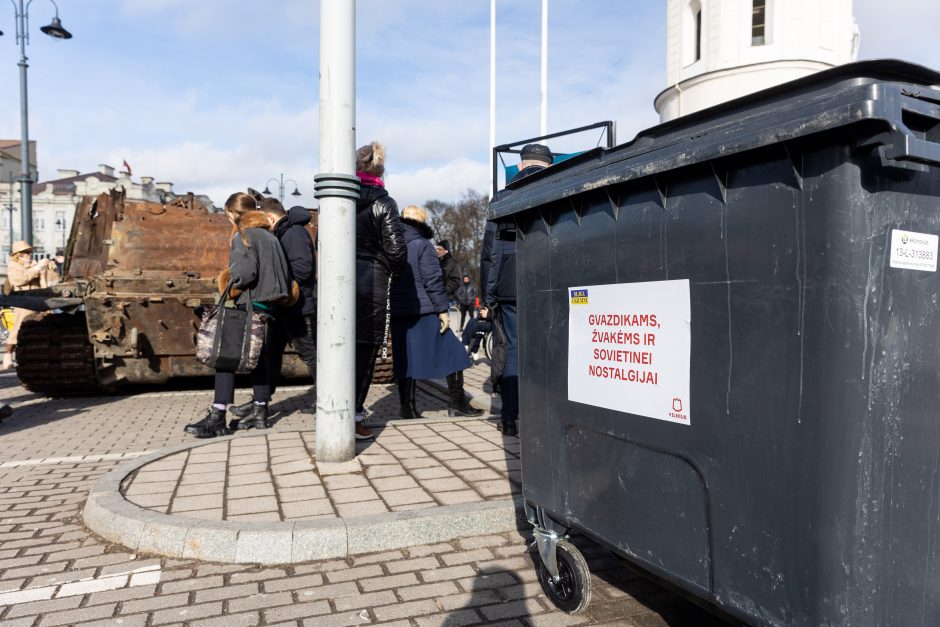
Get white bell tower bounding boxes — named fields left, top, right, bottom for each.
left=655, top=0, right=860, bottom=122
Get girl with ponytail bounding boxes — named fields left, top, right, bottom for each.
left=184, top=191, right=293, bottom=438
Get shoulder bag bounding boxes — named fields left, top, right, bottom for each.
left=196, top=280, right=266, bottom=373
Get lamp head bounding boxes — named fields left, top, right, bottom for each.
left=262, top=187, right=272, bottom=196
left=291, top=188, right=302, bottom=197
left=40, top=17, right=72, bottom=39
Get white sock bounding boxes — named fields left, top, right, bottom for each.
left=212, top=403, right=226, bottom=411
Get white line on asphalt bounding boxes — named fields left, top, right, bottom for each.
left=0, top=450, right=156, bottom=468
left=133, top=384, right=313, bottom=398
left=0, top=564, right=161, bottom=605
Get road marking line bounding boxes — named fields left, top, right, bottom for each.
left=0, top=564, right=161, bottom=605
left=0, top=450, right=155, bottom=468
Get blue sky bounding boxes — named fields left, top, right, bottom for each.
left=0, top=0, right=937, bottom=209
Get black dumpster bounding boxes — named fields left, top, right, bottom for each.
left=490, top=60, right=940, bottom=625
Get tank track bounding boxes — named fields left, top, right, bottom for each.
left=17, top=311, right=102, bottom=396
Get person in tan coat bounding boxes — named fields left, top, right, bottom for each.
left=4, top=241, right=56, bottom=369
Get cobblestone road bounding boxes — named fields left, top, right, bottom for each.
left=0, top=369, right=729, bottom=626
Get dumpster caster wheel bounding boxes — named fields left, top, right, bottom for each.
left=536, top=539, right=591, bottom=613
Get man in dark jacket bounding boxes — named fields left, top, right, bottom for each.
left=455, top=275, right=476, bottom=330
left=435, top=239, right=462, bottom=307
left=230, top=199, right=317, bottom=420
left=482, top=143, right=553, bottom=436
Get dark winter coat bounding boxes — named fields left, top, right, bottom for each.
left=274, top=206, right=316, bottom=317
left=356, top=183, right=407, bottom=344
left=439, top=252, right=461, bottom=302
left=456, top=282, right=476, bottom=307
left=391, top=218, right=449, bottom=317
left=481, top=164, right=545, bottom=306
left=227, top=211, right=292, bottom=307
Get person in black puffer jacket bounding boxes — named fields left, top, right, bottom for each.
left=185, top=191, right=292, bottom=438
left=354, top=141, right=407, bottom=439
left=390, top=206, right=482, bottom=420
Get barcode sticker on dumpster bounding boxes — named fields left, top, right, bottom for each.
left=890, top=229, right=938, bottom=272
left=568, top=279, right=691, bottom=425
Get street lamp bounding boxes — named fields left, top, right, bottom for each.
left=54, top=216, right=65, bottom=246
left=261, top=174, right=302, bottom=204
left=4, top=0, right=73, bottom=247
left=5, top=174, right=14, bottom=257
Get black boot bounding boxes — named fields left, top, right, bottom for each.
left=229, top=399, right=254, bottom=418
left=184, top=407, right=230, bottom=438
left=497, top=420, right=518, bottom=437
left=447, top=371, right=483, bottom=417
left=398, top=378, right=422, bottom=419
left=409, top=379, right=422, bottom=419
left=237, top=403, right=270, bottom=430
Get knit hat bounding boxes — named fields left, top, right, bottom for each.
left=436, top=239, right=451, bottom=252
left=520, top=143, right=553, bottom=164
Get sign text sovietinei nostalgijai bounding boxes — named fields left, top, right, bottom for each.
left=568, top=280, right=691, bottom=425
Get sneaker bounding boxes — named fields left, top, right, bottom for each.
left=355, top=422, right=373, bottom=440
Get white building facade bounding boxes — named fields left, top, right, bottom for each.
left=655, top=0, right=860, bottom=122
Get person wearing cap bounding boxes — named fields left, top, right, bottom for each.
left=54, top=249, right=65, bottom=278
left=3, top=241, right=57, bottom=369
left=480, top=143, right=553, bottom=437
left=434, top=239, right=462, bottom=309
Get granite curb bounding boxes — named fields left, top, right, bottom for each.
left=82, top=436, right=524, bottom=565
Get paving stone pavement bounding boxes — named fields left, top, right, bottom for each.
left=0, top=366, right=729, bottom=626
left=123, top=421, right=519, bottom=523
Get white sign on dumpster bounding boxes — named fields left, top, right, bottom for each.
left=890, top=229, right=938, bottom=272
left=568, top=280, right=691, bottom=425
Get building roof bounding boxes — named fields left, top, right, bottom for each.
left=34, top=171, right=118, bottom=196
left=0, top=140, right=37, bottom=167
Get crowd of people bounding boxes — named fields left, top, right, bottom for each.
left=183, top=139, right=554, bottom=441
left=0, top=138, right=554, bottom=446
left=0, top=139, right=551, bottom=442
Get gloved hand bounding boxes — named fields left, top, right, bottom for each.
left=438, top=312, right=450, bottom=335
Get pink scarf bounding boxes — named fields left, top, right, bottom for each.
left=356, top=171, right=385, bottom=188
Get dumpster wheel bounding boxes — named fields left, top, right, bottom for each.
left=536, top=539, right=592, bottom=614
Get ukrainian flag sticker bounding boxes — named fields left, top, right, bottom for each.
left=570, top=289, right=589, bottom=305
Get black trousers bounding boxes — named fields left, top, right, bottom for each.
left=354, top=341, right=381, bottom=414
left=458, top=304, right=473, bottom=330
left=266, top=313, right=317, bottom=396
left=213, top=319, right=272, bottom=405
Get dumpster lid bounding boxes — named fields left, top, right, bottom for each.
left=489, top=59, right=940, bottom=220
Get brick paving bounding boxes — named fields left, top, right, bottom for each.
left=122, top=422, right=518, bottom=522
left=0, top=364, right=728, bottom=625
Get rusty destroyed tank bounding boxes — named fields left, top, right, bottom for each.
left=12, top=189, right=393, bottom=396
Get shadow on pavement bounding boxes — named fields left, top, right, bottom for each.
left=443, top=566, right=524, bottom=626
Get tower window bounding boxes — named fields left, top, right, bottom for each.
left=694, top=7, right=702, bottom=61
left=752, top=0, right=766, bottom=45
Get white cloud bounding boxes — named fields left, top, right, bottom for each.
left=387, top=159, right=489, bottom=208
